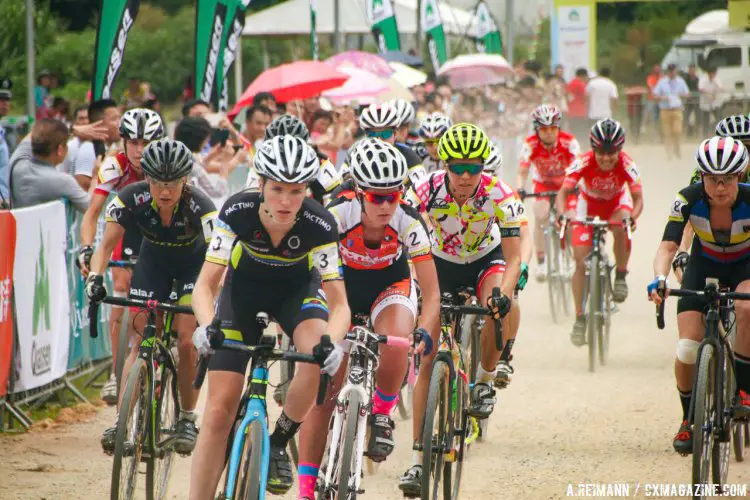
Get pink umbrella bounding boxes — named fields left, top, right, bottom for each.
left=437, top=54, right=515, bottom=89
left=229, top=60, right=349, bottom=117
left=322, top=67, right=388, bottom=105
left=325, top=50, right=395, bottom=79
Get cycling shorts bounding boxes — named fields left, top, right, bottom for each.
left=208, top=268, right=329, bottom=375
left=678, top=253, right=750, bottom=314
left=128, top=243, right=202, bottom=311
left=345, top=258, right=418, bottom=324
left=532, top=181, right=577, bottom=212
left=433, top=245, right=506, bottom=296
left=572, top=191, right=633, bottom=247
left=112, top=226, right=142, bottom=261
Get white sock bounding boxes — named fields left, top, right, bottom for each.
left=180, top=410, right=198, bottom=422
left=477, top=364, right=496, bottom=384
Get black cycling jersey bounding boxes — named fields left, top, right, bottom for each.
left=395, top=142, right=422, bottom=168
left=105, top=181, right=217, bottom=255
left=206, top=191, right=342, bottom=283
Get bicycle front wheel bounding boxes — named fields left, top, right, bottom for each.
left=111, top=358, right=149, bottom=500
left=422, top=360, right=451, bottom=500
left=545, top=229, right=560, bottom=323
left=692, top=344, right=716, bottom=494
left=338, top=390, right=364, bottom=500
left=712, top=348, right=733, bottom=486
left=237, top=419, right=265, bottom=500
left=444, top=365, right=468, bottom=500
left=146, top=365, right=179, bottom=500
left=586, top=255, right=600, bottom=373
left=598, top=269, right=611, bottom=366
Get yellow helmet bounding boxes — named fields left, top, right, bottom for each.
left=438, top=123, right=491, bottom=161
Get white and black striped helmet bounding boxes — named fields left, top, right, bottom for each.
left=255, top=135, right=320, bottom=184
left=590, top=118, right=625, bottom=151
left=484, top=143, right=503, bottom=174
left=715, top=115, right=750, bottom=141
left=349, top=138, right=408, bottom=190
left=696, top=136, right=749, bottom=176
left=265, top=114, right=309, bottom=141
left=141, top=138, right=193, bottom=181
left=119, top=108, right=164, bottom=141
left=419, top=112, right=453, bottom=139
left=390, top=99, right=416, bottom=128
left=359, top=103, right=399, bottom=130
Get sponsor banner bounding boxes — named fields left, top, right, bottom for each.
left=91, top=0, right=141, bottom=100
left=555, top=5, right=592, bottom=82
left=422, top=0, right=448, bottom=70
left=196, top=0, right=228, bottom=108
left=11, top=202, right=70, bottom=392
left=66, top=205, right=112, bottom=370
left=475, top=1, right=503, bottom=54
left=217, top=0, right=252, bottom=112
left=0, top=211, right=16, bottom=397
left=367, top=0, right=401, bottom=52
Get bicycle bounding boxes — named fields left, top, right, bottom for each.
left=89, top=295, right=192, bottom=500
left=193, top=315, right=332, bottom=500
left=317, top=314, right=412, bottom=499
left=562, top=217, right=630, bottom=372
left=524, top=191, right=572, bottom=322
left=413, top=288, right=501, bottom=500
left=656, top=279, right=750, bottom=494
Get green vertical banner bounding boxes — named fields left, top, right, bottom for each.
left=367, top=0, right=401, bottom=53
left=310, top=0, right=319, bottom=60
left=422, top=0, right=448, bottom=71
left=217, top=0, right=252, bottom=112
left=475, top=1, right=503, bottom=54
left=91, top=0, right=141, bottom=100
left=65, top=204, right=112, bottom=369
left=195, top=0, right=228, bottom=108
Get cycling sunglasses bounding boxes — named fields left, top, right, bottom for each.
left=423, top=138, right=440, bottom=144
left=447, top=163, right=484, bottom=176
left=366, top=129, right=395, bottom=140
left=361, top=190, right=402, bottom=205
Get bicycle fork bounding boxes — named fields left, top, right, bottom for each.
left=323, top=383, right=369, bottom=495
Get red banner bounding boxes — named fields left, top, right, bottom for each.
left=0, top=211, right=16, bottom=397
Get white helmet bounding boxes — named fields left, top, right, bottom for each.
left=119, top=108, right=164, bottom=141
left=695, top=136, right=749, bottom=176
left=254, top=135, right=320, bottom=184
left=359, top=103, right=400, bottom=130
left=715, top=115, right=750, bottom=141
left=419, top=112, right=453, bottom=140
left=531, top=104, right=562, bottom=129
left=390, top=99, right=415, bottom=128
left=483, top=143, right=503, bottom=174
left=349, top=138, right=408, bottom=190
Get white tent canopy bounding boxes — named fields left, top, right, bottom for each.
left=242, top=0, right=477, bottom=38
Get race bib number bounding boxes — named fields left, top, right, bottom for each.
left=98, top=156, right=123, bottom=184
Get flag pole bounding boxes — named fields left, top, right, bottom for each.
left=25, top=0, right=35, bottom=117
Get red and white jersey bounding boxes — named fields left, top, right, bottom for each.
left=94, top=152, right=143, bottom=197
left=562, top=150, right=642, bottom=201
left=519, top=131, right=580, bottom=187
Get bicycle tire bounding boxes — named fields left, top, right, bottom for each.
left=421, top=360, right=451, bottom=500
left=712, top=349, right=733, bottom=486
left=598, top=268, right=611, bottom=366
left=545, top=229, right=559, bottom=324
left=559, top=238, right=573, bottom=316
left=692, top=344, right=716, bottom=492
left=237, top=419, right=264, bottom=500
left=111, top=358, right=149, bottom=500
left=744, top=421, right=750, bottom=448
left=445, top=367, right=468, bottom=500
left=146, top=365, right=178, bottom=500
left=338, top=390, right=363, bottom=500
left=586, top=255, right=600, bottom=373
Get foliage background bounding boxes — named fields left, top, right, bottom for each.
left=0, top=0, right=730, bottom=116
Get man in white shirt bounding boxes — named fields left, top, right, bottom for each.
left=585, top=67, right=618, bottom=124
left=71, top=99, right=121, bottom=190
left=698, top=67, right=723, bottom=136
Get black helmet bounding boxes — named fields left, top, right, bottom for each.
left=140, top=138, right=194, bottom=181
left=590, top=119, right=625, bottom=151
left=265, top=114, right=309, bottom=140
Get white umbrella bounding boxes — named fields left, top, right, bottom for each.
left=321, top=67, right=389, bottom=105
left=437, top=53, right=514, bottom=89
left=388, top=62, right=427, bottom=88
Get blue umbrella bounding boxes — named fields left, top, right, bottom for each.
left=379, top=51, right=424, bottom=68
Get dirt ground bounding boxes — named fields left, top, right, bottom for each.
left=2, top=142, right=750, bottom=499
